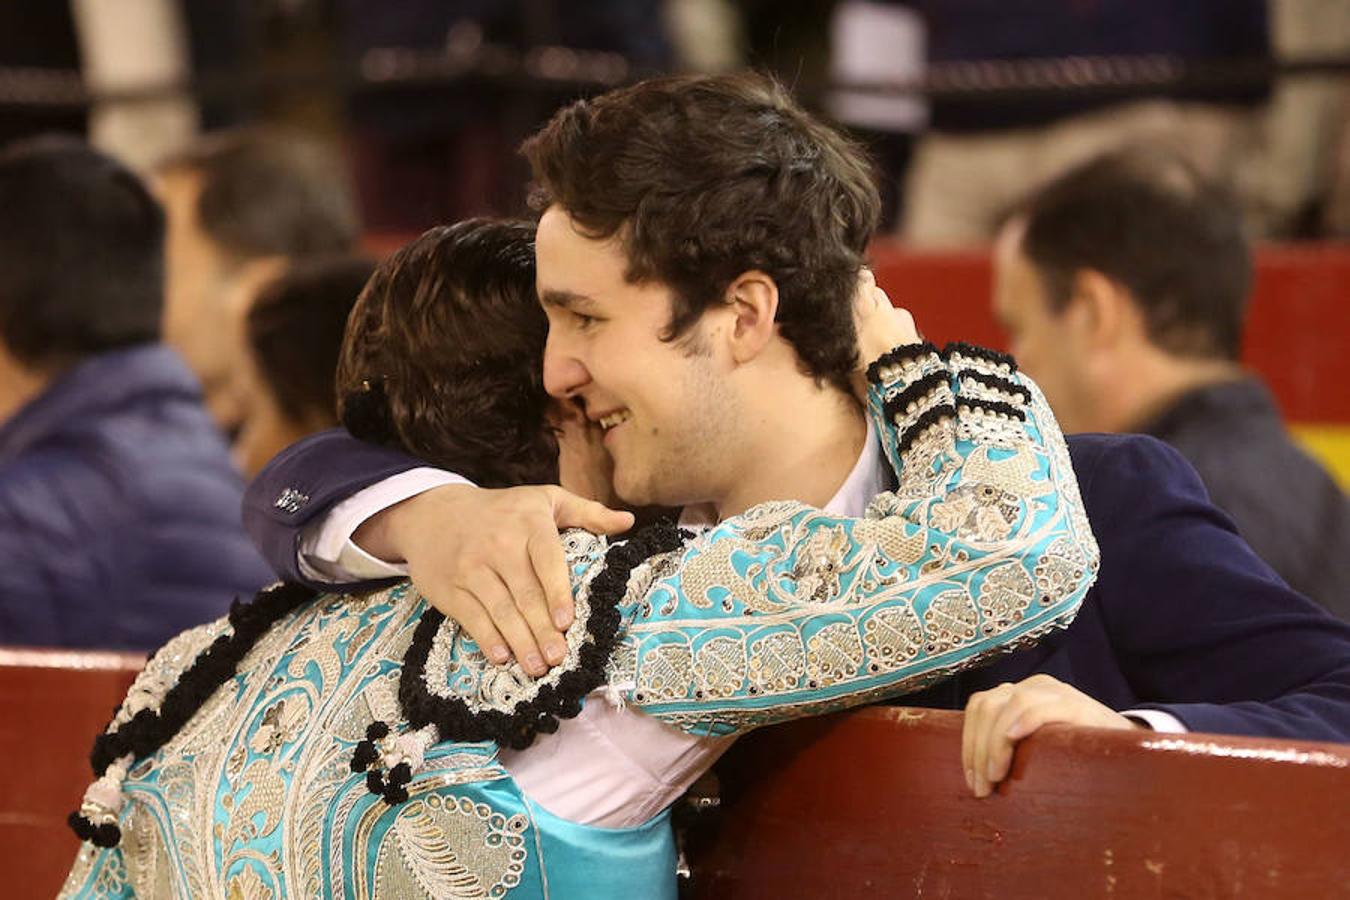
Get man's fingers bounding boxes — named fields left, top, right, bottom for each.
left=552, top=491, right=634, bottom=535
left=965, top=684, right=1016, bottom=798
left=431, top=587, right=510, bottom=664
left=891, top=305, right=919, bottom=341
left=498, top=543, right=568, bottom=666
left=961, top=693, right=984, bottom=789
left=528, top=526, right=576, bottom=632
left=465, top=575, right=547, bottom=676
left=988, top=701, right=1067, bottom=785
left=1005, top=705, right=1052, bottom=742
left=985, top=692, right=1025, bottom=786
left=970, top=708, right=998, bottom=798
left=853, top=265, right=874, bottom=300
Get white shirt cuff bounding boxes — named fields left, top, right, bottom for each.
left=1121, top=708, right=1189, bottom=733
left=296, top=468, right=472, bottom=583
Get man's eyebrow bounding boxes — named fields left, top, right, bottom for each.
left=540, top=289, right=599, bottom=311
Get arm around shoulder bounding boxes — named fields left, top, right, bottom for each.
left=241, top=428, right=433, bottom=583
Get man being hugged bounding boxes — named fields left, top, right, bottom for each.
left=249, top=73, right=1350, bottom=803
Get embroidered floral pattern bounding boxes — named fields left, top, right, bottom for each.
left=63, top=342, right=1098, bottom=898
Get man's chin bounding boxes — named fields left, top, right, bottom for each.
left=613, top=477, right=655, bottom=510
left=612, top=468, right=671, bottom=511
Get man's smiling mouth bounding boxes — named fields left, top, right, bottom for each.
left=597, top=409, right=632, bottom=432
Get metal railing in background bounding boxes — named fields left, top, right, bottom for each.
left=0, top=47, right=1347, bottom=112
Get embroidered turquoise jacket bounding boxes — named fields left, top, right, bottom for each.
left=62, top=344, right=1097, bottom=899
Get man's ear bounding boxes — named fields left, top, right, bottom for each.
left=1065, top=268, right=1133, bottom=350
left=722, top=270, right=779, bottom=364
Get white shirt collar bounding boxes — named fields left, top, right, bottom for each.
left=825, top=414, right=886, bottom=517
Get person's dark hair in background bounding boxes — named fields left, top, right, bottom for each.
left=521, top=72, right=880, bottom=394
left=994, top=147, right=1350, bottom=619
left=1018, top=148, right=1251, bottom=361
left=155, top=128, right=360, bottom=435
left=159, top=129, right=360, bottom=260
left=0, top=135, right=164, bottom=373
left=0, top=136, right=270, bottom=649
left=233, top=256, right=376, bottom=479
left=337, top=220, right=559, bottom=489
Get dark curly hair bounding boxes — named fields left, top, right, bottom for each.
left=521, top=72, right=880, bottom=393
left=336, top=220, right=558, bottom=488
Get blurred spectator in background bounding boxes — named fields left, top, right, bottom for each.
left=154, top=129, right=360, bottom=437
left=1328, top=101, right=1350, bottom=236
left=1257, top=0, right=1350, bottom=238
left=901, top=0, right=1272, bottom=245
left=994, top=148, right=1350, bottom=620
left=0, top=4, right=86, bottom=148
left=233, top=255, right=375, bottom=479
left=827, top=1, right=926, bottom=231
left=0, top=137, right=270, bottom=650
left=0, top=0, right=251, bottom=168
left=70, top=0, right=197, bottom=172
left=339, top=0, right=672, bottom=231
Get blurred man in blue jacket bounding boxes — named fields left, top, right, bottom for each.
left=0, top=137, right=271, bottom=650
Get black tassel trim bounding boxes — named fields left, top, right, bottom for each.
left=383, top=762, right=413, bottom=804
left=894, top=404, right=957, bottom=458
left=67, top=811, right=120, bottom=848
left=90, top=582, right=317, bottom=774
left=350, top=740, right=379, bottom=772
left=68, top=811, right=93, bottom=841
left=74, top=582, right=318, bottom=847
left=881, top=371, right=950, bottom=426
left=865, top=342, right=941, bottom=385
left=957, top=369, right=1030, bottom=404
left=396, top=522, right=689, bottom=755
left=351, top=719, right=417, bottom=803
left=943, top=342, right=1017, bottom=372
left=958, top=398, right=1026, bottom=422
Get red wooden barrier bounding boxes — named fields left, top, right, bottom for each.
left=687, top=706, right=1350, bottom=899
left=0, top=648, right=144, bottom=900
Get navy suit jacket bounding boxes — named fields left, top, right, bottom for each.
left=244, top=429, right=1350, bottom=743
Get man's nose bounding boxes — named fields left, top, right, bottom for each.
left=543, top=339, right=591, bottom=399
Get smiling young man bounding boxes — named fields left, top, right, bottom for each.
left=246, top=73, right=1350, bottom=800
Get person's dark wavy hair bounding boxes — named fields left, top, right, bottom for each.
left=336, top=219, right=558, bottom=488
left=521, top=72, right=880, bottom=392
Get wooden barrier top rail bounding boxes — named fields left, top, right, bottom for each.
left=688, top=705, right=1350, bottom=899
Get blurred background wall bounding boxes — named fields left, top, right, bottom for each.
left=0, top=0, right=1347, bottom=481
